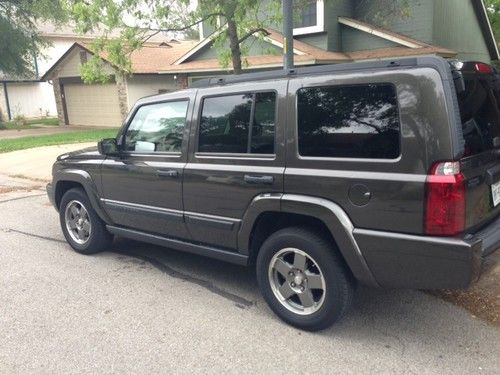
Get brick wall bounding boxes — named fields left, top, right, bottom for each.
left=176, top=74, right=189, bottom=89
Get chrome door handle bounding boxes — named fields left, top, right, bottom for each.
left=157, top=169, right=179, bottom=178
left=244, top=175, right=274, bottom=185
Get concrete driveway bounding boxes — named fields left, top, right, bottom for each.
left=0, top=143, right=95, bottom=181
left=0, top=189, right=498, bottom=374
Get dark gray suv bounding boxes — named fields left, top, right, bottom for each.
left=47, top=56, right=500, bottom=331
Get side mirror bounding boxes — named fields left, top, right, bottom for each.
left=98, top=138, right=119, bottom=155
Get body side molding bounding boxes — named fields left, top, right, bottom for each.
left=101, top=198, right=184, bottom=223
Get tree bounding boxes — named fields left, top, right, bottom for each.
left=485, top=0, right=500, bottom=41
left=68, top=0, right=412, bottom=82
left=484, top=0, right=499, bottom=68
left=68, top=0, right=282, bottom=81
left=355, top=0, right=410, bottom=27
left=0, top=1, right=67, bottom=77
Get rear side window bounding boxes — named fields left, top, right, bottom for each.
left=199, top=92, right=276, bottom=154
left=297, top=84, right=400, bottom=159
left=458, top=72, right=500, bottom=156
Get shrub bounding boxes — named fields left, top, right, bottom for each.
left=13, top=114, right=27, bottom=127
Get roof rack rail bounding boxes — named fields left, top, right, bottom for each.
left=189, top=56, right=437, bottom=88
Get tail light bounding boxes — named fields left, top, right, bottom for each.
left=424, top=161, right=466, bottom=236
left=475, top=62, right=493, bottom=74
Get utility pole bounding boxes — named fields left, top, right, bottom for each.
left=283, top=0, right=294, bottom=70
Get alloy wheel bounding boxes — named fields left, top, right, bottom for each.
left=64, top=200, right=92, bottom=245
left=268, top=248, right=326, bottom=315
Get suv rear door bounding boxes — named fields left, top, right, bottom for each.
left=182, top=80, right=287, bottom=250
left=455, top=62, right=500, bottom=231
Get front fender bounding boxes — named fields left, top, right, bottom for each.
left=53, top=169, right=111, bottom=224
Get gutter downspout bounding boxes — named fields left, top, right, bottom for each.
left=2, top=82, right=11, bottom=121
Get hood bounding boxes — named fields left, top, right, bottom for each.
left=57, top=146, right=103, bottom=161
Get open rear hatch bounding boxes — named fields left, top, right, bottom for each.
left=455, top=62, right=500, bottom=232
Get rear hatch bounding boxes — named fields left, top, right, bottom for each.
left=454, top=62, right=500, bottom=232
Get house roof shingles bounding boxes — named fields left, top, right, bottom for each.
left=43, top=20, right=461, bottom=79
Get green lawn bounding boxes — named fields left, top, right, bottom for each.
left=0, top=117, right=59, bottom=130
left=0, top=128, right=119, bottom=153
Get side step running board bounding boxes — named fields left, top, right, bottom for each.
left=106, top=225, right=249, bottom=266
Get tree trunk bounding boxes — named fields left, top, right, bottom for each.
left=227, top=19, right=242, bottom=74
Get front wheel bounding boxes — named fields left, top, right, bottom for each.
left=59, top=188, right=112, bottom=254
left=256, top=227, right=355, bottom=331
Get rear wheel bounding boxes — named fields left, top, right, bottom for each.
left=59, top=188, right=112, bottom=254
left=256, top=227, right=355, bottom=331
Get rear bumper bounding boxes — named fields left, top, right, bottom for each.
left=354, top=216, right=500, bottom=289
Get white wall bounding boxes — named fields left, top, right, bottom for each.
left=126, top=75, right=177, bottom=109
left=0, top=84, right=8, bottom=121
left=37, top=37, right=76, bottom=76
left=3, top=37, right=76, bottom=119
left=7, top=82, right=57, bottom=118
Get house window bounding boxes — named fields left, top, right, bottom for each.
left=79, top=50, right=87, bottom=64
left=293, top=0, right=324, bottom=35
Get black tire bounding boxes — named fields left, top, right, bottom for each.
left=59, top=188, right=112, bottom=255
left=256, top=227, right=355, bottom=331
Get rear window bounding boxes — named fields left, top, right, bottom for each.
left=458, top=70, right=500, bottom=156
left=297, top=84, right=401, bottom=159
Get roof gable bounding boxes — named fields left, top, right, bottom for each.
left=338, top=16, right=456, bottom=58
left=41, top=39, right=199, bottom=80
left=173, top=27, right=350, bottom=67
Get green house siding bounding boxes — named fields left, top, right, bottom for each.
left=340, top=27, right=399, bottom=52
left=325, top=0, right=354, bottom=51
left=295, top=34, right=328, bottom=50
left=352, top=0, right=435, bottom=43
left=193, top=0, right=496, bottom=67
left=187, top=36, right=282, bottom=62
left=433, top=0, right=491, bottom=62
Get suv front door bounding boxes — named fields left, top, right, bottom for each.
left=183, top=81, right=287, bottom=250
left=100, top=92, right=194, bottom=239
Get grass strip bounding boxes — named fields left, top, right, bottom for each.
left=0, top=129, right=118, bottom=153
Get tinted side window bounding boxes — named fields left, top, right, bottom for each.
left=458, top=73, right=500, bottom=155
left=125, top=100, right=188, bottom=153
left=297, top=84, right=400, bottom=159
left=252, top=92, right=276, bottom=154
left=199, top=92, right=276, bottom=154
left=199, top=94, right=252, bottom=153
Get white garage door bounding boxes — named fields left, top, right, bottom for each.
left=64, top=83, right=122, bottom=127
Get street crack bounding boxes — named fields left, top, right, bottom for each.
left=1, top=228, right=66, bottom=243
left=1, top=227, right=255, bottom=309
left=113, top=249, right=255, bottom=309
left=0, top=193, right=46, bottom=204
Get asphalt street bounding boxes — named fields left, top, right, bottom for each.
left=0, top=191, right=499, bottom=374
